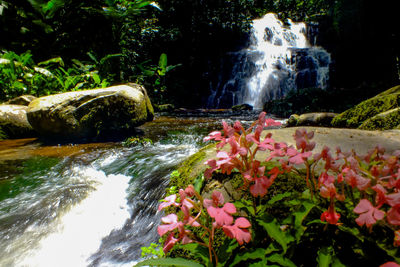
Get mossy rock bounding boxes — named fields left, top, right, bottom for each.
left=231, top=103, right=253, bottom=111
left=0, top=127, right=6, bottom=140
left=170, top=143, right=215, bottom=190
left=359, top=108, right=400, bottom=130
left=27, top=83, right=154, bottom=139
left=331, top=85, right=400, bottom=128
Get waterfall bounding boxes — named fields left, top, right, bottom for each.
left=207, top=13, right=331, bottom=109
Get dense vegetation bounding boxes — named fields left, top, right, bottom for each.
left=0, top=0, right=398, bottom=107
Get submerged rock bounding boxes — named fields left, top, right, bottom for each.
left=332, top=85, right=400, bottom=129
left=0, top=104, right=35, bottom=139
left=27, top=83, right=154, bottom=139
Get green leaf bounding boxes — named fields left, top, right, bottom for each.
left=92, top=73, right=101, bottom=84
left=158, top=53, right=167, bottom=75
left=257, top=217, right=293, bottom=253
left=38, top=57, right=64, bottom=67
left=234, top=199, right=255, bottom=216
left=267, top=192, right=292, bottom=205
left=293, top=200, right=315, bottom=241
left=317, top=247, right=333, bottom=267
left=182, top=243, right=210, bottom=266
left=266, top=254, right=296, bottom=267
left=134, top=257, right=203, bottom=267
left=332, top=256, right=346, bottom=267
left=337, top=225, right=364, bottom=242
left=229, top=248, right=266, bottom=267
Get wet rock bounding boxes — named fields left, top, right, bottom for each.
left=288, top=112, right=337, bottom=127
left=5, top=95, right=36, bottom=106
left=231, top=103, right=253, bottom=111
left=287, top=114, right=300, bottom=126
left=0, top=105, right=35, bottom=139
left=27, top=83, right=154, bottom=139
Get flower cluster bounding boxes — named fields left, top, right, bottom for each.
left=203, top=111, right=400, bottom=248
left=157, top=185, right=251, bottom=264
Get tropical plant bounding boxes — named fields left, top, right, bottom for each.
left=0, top=50, right=110, bottom=100
left=138, top=112, right=400, bottom=266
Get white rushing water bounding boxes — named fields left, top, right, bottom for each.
left=207, top=13, right=331, bottom=109
left=18, top=167, right=130, bottom=267
left=245, top=13, right=308, bottom=108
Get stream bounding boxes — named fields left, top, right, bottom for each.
left=0, top=112, right=263, bottom=267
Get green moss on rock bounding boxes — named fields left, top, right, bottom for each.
left=170, top=144, right=215, bottom=190
left=359, top=108, right=400, bottom=130
left=0, top=127, right=7, bottom=140
left=331, top=85, right=400, bottom=128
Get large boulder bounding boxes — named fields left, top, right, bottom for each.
left=331, top=85, right=400, bottom=129
left=0, top=104, right=35, bottom=139
left=27, top=83, right=154, bottom=139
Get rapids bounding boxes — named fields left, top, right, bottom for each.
left=0, top=113, right=263, bottom=267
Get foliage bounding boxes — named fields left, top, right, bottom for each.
left=136, top=53, right=182, bottom=103
left=139, top=112, right=400, bottom=266
left=0, top=50, right=109, bottom=101
left=140, top=241, right=165, bottom=259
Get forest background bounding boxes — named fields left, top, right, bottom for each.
left=0, top=0, right=398, bottom=108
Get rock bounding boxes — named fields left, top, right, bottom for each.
left=157, top=104, right=175, bottom=112
left=287, top=114, right=300, bottom=126
left=5, top=95, right=36, bottom=106
left=331, top=85, right=400, bottom=129
left=27, top=83, right=154, bottom=139
left=231, top=103, right=253, bottom=111
left=169, top=126, right=400, bottom=193
left=0, top=104, right=35, bottom=139
left=359, top=108, right=400, bottom=130
left=288, top=112, right=337, bottom=127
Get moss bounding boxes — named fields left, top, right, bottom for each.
left=0, top=127, right=7, bottom=140
left=359, top=108, right=400, bottom=130
left=331, top=85, right=400, bottom=128
left=170, top=143, right=215, bottom=190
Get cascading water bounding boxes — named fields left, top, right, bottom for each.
left=0, top=114, right=263, bottom=267
left=207, top=13, right=331, bottom=109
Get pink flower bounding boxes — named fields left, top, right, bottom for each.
left=380, top=262, right=400, bottom=267
left=386, top=192, right=400, bottom=207
left=387, top=206, right=400, bottom=225
left=342, top=168, right=371, bottom=191
left=319, top=172, right=336, bottom=187
left=223, top=217, right=252, bottom=245
left=158, top=194, right=179, bottom=211
left=354, top=199, right=385, bottom=228
left=158, top=214, right=181, bottom=236
left=250, top=176, right=271, bottom=197
left=372, top=184, right=387, bottom=207
left=204, top=159, right=218, bottom=179
left=163, top=232, right=179, bottom=253
left=320, top=183, right=337, bottom=199
left=293, top=129, right=315, bottom=152
left=265, top=118, right=281, bottom=127
left=204, top=191, right=236, bottom=227
left=320, top=207, right=341, bottom=225
left=203, top=131, right=223, bottom=142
